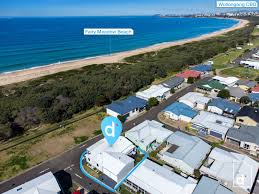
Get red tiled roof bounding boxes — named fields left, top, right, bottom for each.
left=176, top=70, right=201, bottom=79
left=251, top=85, right=259, bottom=93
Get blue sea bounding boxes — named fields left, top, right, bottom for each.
left=0, top=16, right=238, bottom=73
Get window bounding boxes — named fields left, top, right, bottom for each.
left=244, top=144, right=250, bottom=149
left=239, top=119, right=244, bottom=122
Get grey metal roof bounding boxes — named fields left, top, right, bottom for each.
left=193, top=176, right=234, bottom=194
left=236, top=80, right=257, bottom=88
left=228, top=87, right=246, bottom=98
left=162, top=76, right=184, bottom=89
left=227, top=125, right=259, bottom=145
left=164, top=131, right=211, bottom=169
left=208, top=98, right=240, bottom=115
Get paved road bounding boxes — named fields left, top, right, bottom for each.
left=0, top=77, right=211, bottom=194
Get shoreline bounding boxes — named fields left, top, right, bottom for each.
left=0, top=18, right=249, bottom=86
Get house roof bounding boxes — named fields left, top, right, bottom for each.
left=236, top=80, right=257, bottom=88
left=164, top=102, right=198, bottom=118
left=208, top=98, right=241, bottom=115
left=213, top=76, right=239, bottom=86
left=164, top=131, right=211, bottom=170
left=136, top=85, right=170, bottom=100
left=176, top=70, right=201, bottom=79
left=200, top=148, right=259, bottom=193
left=87, top=136, right=135, bottom=156
left=107, top=96, right=147, bottom=115
left=252, top=86, right=259, bottom=93
left=198, top=79, right=225, bottom=91
left=248, top=93, right=259, bottom=102
left=125, top=120, right=172, bottom=147
left=228, top=87, right=246, bottom=98
left=236, top=106, right=259, bottom=123
left=179, top=92, right=211, bottom=106
left=193, top=176, right=235, bottom=194
left=127, top=159, right=197, bottom=194
left=161, top=76, right=184, bottom=89
left=102, top=152, right=134, bottom=176
left=191, top=64, right=212, bottom=73
left=192, top=111, right=234, bottom=136
left=86, top=137, right=135, bottom=177
left=3, top=172, right=61, bottom=194
left=227, top=125, right=259, bottom=145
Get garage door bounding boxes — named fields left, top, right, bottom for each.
left=210, top=131, right=223, bottom=139
left=226, top=137, right=240, bottom=146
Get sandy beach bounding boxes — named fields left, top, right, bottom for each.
left=0, top=18, right=249, bottom=86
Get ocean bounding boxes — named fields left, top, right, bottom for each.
left=0, top=16, right=238, bottom=73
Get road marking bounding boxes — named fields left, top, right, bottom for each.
left=64, top=164, right=75, bottom=171
left=79, top=144, right=87, bottom=149
left=75, top=173, right=82, bottom=179
left=64, top=166, right=71, bottom=171
left=39, top=168, right=49, bottom=174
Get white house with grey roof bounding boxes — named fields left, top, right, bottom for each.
left=125, top=159, right=197, bottom=194
left=200, top=148, right=259, bottom=194
left=178, top=92, right=211, bottom=110
left=228, top=86, right=246, bottom=102
left=226, top=125, right=259, bottom=156
left=136, top=85, right=171, bottom=102
left=213, top=76, right=239, bottom=87
left=85, top=136, right=135, bottom=183
left=3, top=172, right=61, bottom=194
left=193, top=176, right=235, bottom=194
left=125, top=120, right=172, bottom=152
left=159, top=131, right=211, bottom=175
left=191, top=111, right=234, bottom=139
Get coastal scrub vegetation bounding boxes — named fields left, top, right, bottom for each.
left=0, top=18, right=257, bottom=140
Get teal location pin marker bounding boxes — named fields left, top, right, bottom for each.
left=101, top=116, right=122, bottom=146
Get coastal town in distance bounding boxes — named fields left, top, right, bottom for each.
left=2, top=1, right=259, bottom=194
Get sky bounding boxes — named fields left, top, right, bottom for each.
left=0, top=0, right=258, bottom=16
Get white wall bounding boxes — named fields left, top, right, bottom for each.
left=208, top=106, right=223, bottom=115
left=103, top=161, right=134, bottom=183
left=164, top=111, right=179, bottom=121
left=161, top=155, right=194, bottom=175
left=179, top=100, right=194, bottom=108
left=196, top=103, right=205, bottom=110
left=106, top=108, right=120, bottom=118
left=164, top=91, right=172, bottom=99
left=179, top=115, right=192, bottom=123
left=240, top=141, right=259, bottom=153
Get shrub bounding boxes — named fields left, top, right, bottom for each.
left=240, top=96, right=251, bottom=105
left=117, top=115, right=127, bottom=123
left=74, top=136, right=88, bottom=144
left=217, top=89, right=230, bottom=99
left=187, top=77, right=195, bottom=84
left=194, top=169, right=201, bottom=178
left=170, top=88, right=175, bottom=94
left=148, top=97, right=159, bottom=107
left=254, top=101, right=259, bottom=108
